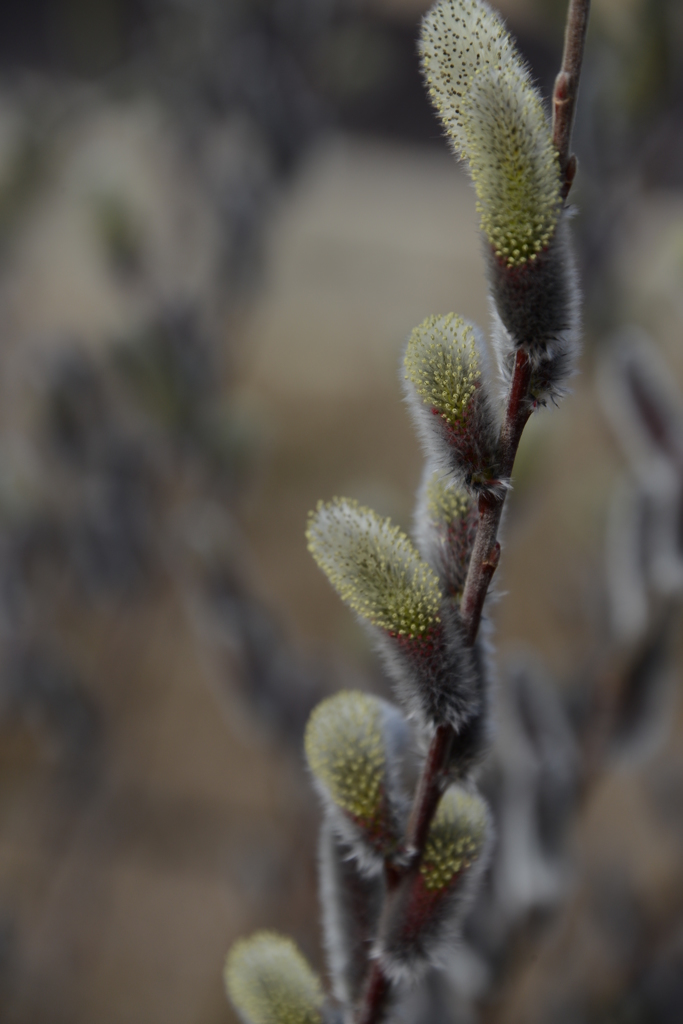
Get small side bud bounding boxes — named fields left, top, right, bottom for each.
left=378, top=785, right=491, bottom=981
left=403, top=314, right=499, bottom=491
left=305, top=691, right=408, bottom=868
left=307, top=499, right=481, bottom=731
left=414, top=466, right=479, bottom=600
left=225, top=932, right=325, bottom=1024
left=319, top=820, right=384, bottom=1010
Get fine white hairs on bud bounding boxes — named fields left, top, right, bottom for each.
left=414, top=466, right=479, bottom=601
left=307, top=498, right=481, bottom=731
left=420, top=0, right=580, bottom=403
left=377, top=785, right=492, bottom=981
left=403, top=314, right=499, bottom=491
left=304, top=690, right=409, bottom=870
left=307, top=498, right=442, bottom=639
left=463, top=65, right=561, bottom=270
left=419, top=0, right=516, bottom=160
left=225, top=932, right=325, bottom=1024
left=318, top=820, right=385, bottom=1011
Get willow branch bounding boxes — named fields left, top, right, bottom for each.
left=552, top=0, right=591, bottom=198
left=354, top=4, right=591, bottom=1022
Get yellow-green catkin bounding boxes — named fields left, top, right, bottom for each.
left=404, top=314, right=481, bottom=425
left=463, top=66, right=561, bottom=267
left=420, top=786, right=488, bottom=891
left=426, top=470, right=473, bottom=528
left=306, top=498, right=442, bottom=638
left=225, top=932, right=324, bottom=1024
left=305, top=691, right=385, bottom=822
left=419, top=0, right=516, bottom=158
left=420, top=0, right=561, bottom=267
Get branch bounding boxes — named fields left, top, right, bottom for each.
left=353, top=4, right=591, bottom=1021
left=552, top=0, right=591, bottom=198
left=353, top=353, right=532, bottom=1024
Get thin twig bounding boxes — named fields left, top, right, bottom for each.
left=552, top=0, right=591, bottom=198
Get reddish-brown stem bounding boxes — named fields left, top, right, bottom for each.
left=552, top=0, right=591, bottom=198
left=356, top=961, right=392, bottom=1024
left=461, top=350, right=532, bottom=644
left=404, top=723, right=453, bottom=858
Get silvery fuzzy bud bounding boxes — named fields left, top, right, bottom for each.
left=305, top=690, right=410, bottom=871
left=468, top=67, right=579, bottom=403
left=377, top=785, right=492, bottom=981
left=306, top=498, right=480, bottom=731
left=225, top=932, right=325, bottom=1024
left=404, top=314, right=500, bottom=492
left=414, top=466, right=479, bottom=601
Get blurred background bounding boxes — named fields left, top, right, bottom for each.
left=0, top=0, right=682, bottom=1022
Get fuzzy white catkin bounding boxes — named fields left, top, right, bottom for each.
left=403, top=314, right=499, bottom=491
left=413, top=465, right=479, bottom=600
left=225, top=932, right=324, bottom=1024
left=420, top=0, right=517, bottom=160
left=306, top=498, right=443, bottom=639
left=305, top=691, right=410, bottom=872
left=377, top=785, right=492, bottom=981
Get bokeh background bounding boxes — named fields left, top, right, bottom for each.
left=0, top=1, right=682, bottom=1022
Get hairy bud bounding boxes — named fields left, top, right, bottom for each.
left=414, top=467, right=479, bottom=600
left=307, top=499, right=481, bottom=731
left=419, top=0, right=516, bottom=160
left=307, top=498, right=442, bottom=639
left=464, top=66, right=561, bottom=270
left=305, top=691, right=409, bottom=868
left=378, top=786, right=491, bottom=980
left=225, top=932, right=325, bottom=1024
left=420, top=0, right=580, bottom=403
left=404, top=314, right=499, bottom=490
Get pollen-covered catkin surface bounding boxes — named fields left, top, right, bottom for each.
left=305, top=691, right=385, bottom=822
left=306, top=498, right=442, bottom=638
left=419, top=0, right=516, bottom=157
left=463, top=66, right=561, bottom=267
left=420, top=0, right=561, bottom=268
left=421, top=786, right=488, bottom=891
left=405, top=314, right=481, bottom=425
left=225, top=932, right=324, bottom=1024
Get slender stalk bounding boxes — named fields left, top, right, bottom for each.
left=552, top=0, right=591, bottom=198
left=353, top=4, right=590, bottom=1022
